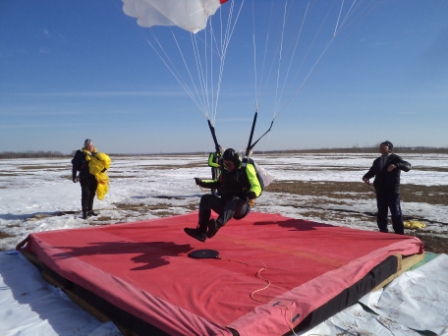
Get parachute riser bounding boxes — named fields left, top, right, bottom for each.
left=207, top=119, right=221, bottom=154
left=245, top=111, right=258, bottom=158
left=244, top=111, right=274, bottom=163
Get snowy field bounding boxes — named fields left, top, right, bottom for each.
left=1, top=152, right=448, bottom=335
left=1, top=152, right=447, bottom=251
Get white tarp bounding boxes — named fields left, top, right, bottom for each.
left=0, top=251, right=122, bottom=336
left=298, top=303, right=422, bottom=335
left=360, top=253, right=448, bottom=335
left=295, top=254, right=448, bottom=336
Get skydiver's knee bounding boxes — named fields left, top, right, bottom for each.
left=200, top=193, right=213, bottom=203
left=233, top=201, right=250, bottom=220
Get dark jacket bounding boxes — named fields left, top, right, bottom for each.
left=363, top=153, right=411, bottom=195
left=197, top=158, right=264, bottom=201
left=72, top=150, right=95, bottom=180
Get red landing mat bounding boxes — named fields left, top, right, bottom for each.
left=18, top=212, right=423, bottom=336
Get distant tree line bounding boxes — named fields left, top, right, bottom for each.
left=0, top=151, right=68, bottom=159
left=273, top=146, right=448, bottom=154
left=1, top=146, right=447, bottom=158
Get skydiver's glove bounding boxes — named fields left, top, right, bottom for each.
left=246, top=191, right=256, bottom=200
left=73, top=176, right=79, bottom=183
left=194, top=178, right=201, bottom=185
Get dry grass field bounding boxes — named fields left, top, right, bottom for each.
left=265, top=180, right=448, bottom=254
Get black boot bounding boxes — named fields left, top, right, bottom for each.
left=206, top=219, right=222, bottom=238
left=87, top=210, right=98, bottom=217
left=184, top=227, right=206, bottom=242
left=82, top=211, right=88, bottom=220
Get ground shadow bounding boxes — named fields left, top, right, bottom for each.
left=51, top=241, right=193, bottom=270
left=129, top=194, right=202, bottom=201
left=253, top=218, right=335, bottom=232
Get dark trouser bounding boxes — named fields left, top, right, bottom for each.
left=198, top=194, right=250, bottom=232
left=376, top=193, right=404, bottom=234
left=80, top=176, right=97, bottom=214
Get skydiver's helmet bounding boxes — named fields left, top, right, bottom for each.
left=222, top=148, right=240, bottom=167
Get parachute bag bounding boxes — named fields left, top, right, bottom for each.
left=88, top=153, right=111, bottom=200
left=254, top=162, right=275, bottom=189
left=188, top=249, right=220, bottom=259
left=243, top=157, right=275, bottom=196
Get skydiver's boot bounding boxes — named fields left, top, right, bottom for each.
left=206, top=219, right=222, bottom=238
left=184, top=221, right=207, bottom=242
left=87, top=210, right=98, bottom=217
left=184, top=227, right=207, bottom=242
left=82, top=211, right=88, bottom=220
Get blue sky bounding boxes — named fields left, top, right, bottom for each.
left=1, top=0, right=447, bottom=154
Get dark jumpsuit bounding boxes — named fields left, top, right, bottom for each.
left=196, top=163, right=251, bottom=232
left=72, top=150, right=98, bottom=216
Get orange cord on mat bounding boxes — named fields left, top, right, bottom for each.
left=229, top=258, right=299, bottom=335
left=231, top=259, right=270, bottom=300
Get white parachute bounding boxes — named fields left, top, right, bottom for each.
left=122, top=0, right=227, bottom=34
left=121, top=0, right=239, bottom=128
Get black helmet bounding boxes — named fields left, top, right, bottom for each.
left=222, top=148, right=240, bottom=165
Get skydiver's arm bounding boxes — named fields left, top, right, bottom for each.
left=194, top=178, right=220, bottom=189
left=71, top=151, right=83, bottom=180
left=393, top=155, right=412, bottom=172
left=362, top=161, right=376, bottom=185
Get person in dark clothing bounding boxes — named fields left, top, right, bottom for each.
left=184, top=148, right=262, bottom=242
left=72, top=139, right=99, bottom=219
left=362, top=141, right=411, bottom=234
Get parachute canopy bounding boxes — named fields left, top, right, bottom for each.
left=87, top=153, right=111, bottom=200
left=122, top=0, right=228, bottom=33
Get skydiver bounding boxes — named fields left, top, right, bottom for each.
left=184, top=148, right=262, bottom=242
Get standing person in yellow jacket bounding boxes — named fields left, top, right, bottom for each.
left=72, top=139, right=98, bottom=219
left=185, top=148, right=262, bottom=242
